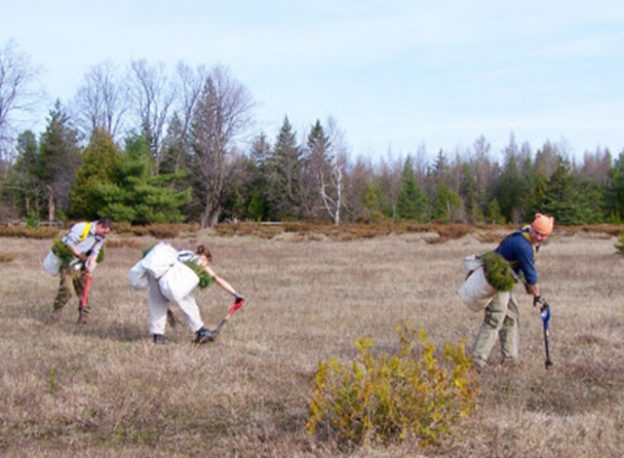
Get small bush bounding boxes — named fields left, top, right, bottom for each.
left=306, top=325, right=478, bottom=449
left=481, top=251, right=514, bottom=291
left=615, top=233, right=624, bottom=255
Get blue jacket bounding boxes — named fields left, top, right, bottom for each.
left=495, top=228, right=539, bottom=285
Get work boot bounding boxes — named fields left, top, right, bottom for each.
left=153, top=334, right=167, bottom=345
left=194, top=327, right=215, bottom=344
left=500, top=357, right=519, bottom=372
left=76, top=311, right=89, bottom=325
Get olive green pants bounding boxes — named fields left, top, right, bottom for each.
left=52, top=265, right=89, bottom=316
left=471, top=291, right=519, bottom=367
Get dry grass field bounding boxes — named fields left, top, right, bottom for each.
left=0, top=227, right=622, bottom=457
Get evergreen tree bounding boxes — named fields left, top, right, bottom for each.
left=496, top=151, right=526, bottom=223
left=38, top=100, right=82, bottom=222
left=459, top=163, right=481, bottom=223
left=605, top=150, right=624, bottom=222
left=484, top=198, right=505, bottom=224
left=361, top=183, right=384, bottom=222
left=538, top=156, right=600, bottom=224
left=160, top=113, right=189, bottom=174
left=396, top=156, right=429, bottom=221
left=70, top=128, right=123, bottom=218
left=9, top=130, right=42, bottom=217
left=267, top=117, right=302, bottom=220
left=432, top=182, right=461, bottom=223
left=245, top=133, right=271, bottom=221
left=71, top=133, right=190, bottom=223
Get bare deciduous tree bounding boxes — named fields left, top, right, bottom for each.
left=0, top=40, right=41, bottom=163
left=319, top=118, right=348, bottom=225
left=190, top=65, right=253, bottom=227
left=161, top=62, right=209, bottom=171
left=128, top=59, right=176, bottom=174
left=73, top=61, right=128, bottom=141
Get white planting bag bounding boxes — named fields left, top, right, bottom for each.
left=140, top=242, right=178, bottom=278
left=462, top=254, right=482, bottom=276
left=43, top=251, right=62, bottom=276
left=158, top=261, right=199, bottom=303
left=128, top=260, right=149, bottom=290
left=458, top=266, right=497, bottom=312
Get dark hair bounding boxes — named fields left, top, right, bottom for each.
left=195, top=244, right=212, bottom=262
left=97, top=217, right=113, bottom=229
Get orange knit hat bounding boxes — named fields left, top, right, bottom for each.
left=531, top=213, right=554, bottom=235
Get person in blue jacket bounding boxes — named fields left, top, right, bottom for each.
left=472, top=213, right=554, bottom=368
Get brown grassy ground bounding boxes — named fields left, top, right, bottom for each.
left=0, top=228, right=622, bottom=457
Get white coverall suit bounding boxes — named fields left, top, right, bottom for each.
left=146, top=251, right=205, bottom=336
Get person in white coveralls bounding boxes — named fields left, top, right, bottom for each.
left=130, top=242, right=244, bottom=344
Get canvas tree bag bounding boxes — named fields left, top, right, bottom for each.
left=42, top=223, right=92, bottom=276
left=43, top=251, right=63, bottom=276
left=127, top=260, right=149, bottom=290
left=457, top=254, right=497, bottom=312
left=158, top=261, right=199, bottom=303
left=140, top=242, right=178, bottom=278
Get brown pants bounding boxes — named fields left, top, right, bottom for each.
left=53, top=265, right=89, bottom=316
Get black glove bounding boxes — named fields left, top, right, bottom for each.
left=235, top=293, right=245, bottom=303
left=533, top=295, right=542, bottom=307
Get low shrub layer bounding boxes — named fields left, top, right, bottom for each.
left=307, top=325, right=478, bottom=449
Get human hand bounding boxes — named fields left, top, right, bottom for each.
left=533, top=295, right=542, bottom=307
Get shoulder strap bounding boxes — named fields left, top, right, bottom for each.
left=80, top=222, right=92, bottom=241
left=499, top=225, right=537, bottom=255
left=518, top=225, right=537, bottom=255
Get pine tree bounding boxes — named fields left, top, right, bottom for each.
left=396, top=156, right=429, bottom=221
left=70, top=128, right=123, bottom=219
left=38, top=100, right=82, bottom=222
left=432, top=182, right=461, bottom=223
left=484, top=198, right=505, bottom=224
left=496, top=151, right=526, bottom=224
left=362, top=183, right=384, bottom=222
left=604, top=150, right=624, bottom=222
left=71, top=133, right=190, bottom=223
left=245, top=133, right=271, bottom=221
left=459, top=163, right=481, bottom=223
left=267, top=117, right=302, bottom=220
left=538, top=156, right=600, bottom=224
left=9, top=130, right=42, bottom=217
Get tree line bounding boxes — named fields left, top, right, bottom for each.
left=1, top=39, right=623, bottom=227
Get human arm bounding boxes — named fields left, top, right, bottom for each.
left=203, top=265, right=243, bottom=299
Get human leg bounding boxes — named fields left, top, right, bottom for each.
left=175, top=294, right=205, bottom=333
left=72, top=270, right=89, bottom=323
left=471, top=291, right=511, bottom=367
left=147, top=277, right=169, bottom=337
left=175, top=294, right=215, bottom=343
left=51, top=267, right=74, bottom=320
left=499, top=295, right=519, bottom=363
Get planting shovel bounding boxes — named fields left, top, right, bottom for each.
left=539, top=300, right=553, bottom=369
left=211, top=297, right=247, bottom=338
left=79, top=273, right=93, bottom=314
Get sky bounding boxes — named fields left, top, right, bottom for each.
left=2, top=0, right=624, bottom=162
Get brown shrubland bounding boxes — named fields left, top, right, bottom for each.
left=0, top=226, right=622, bottom=457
